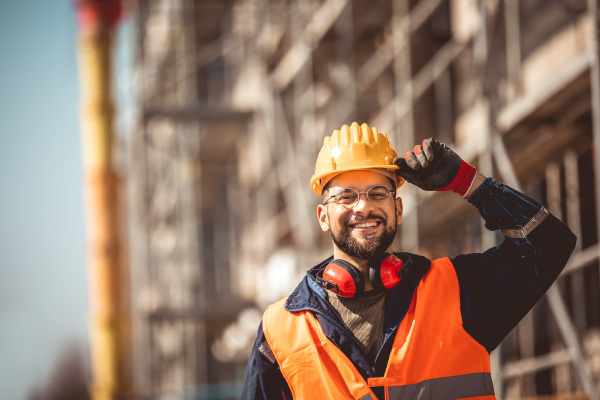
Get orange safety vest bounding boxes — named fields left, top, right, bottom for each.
left=262, top=257, right=496, bottom=400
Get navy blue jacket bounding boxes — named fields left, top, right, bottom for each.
left=242, top=178, right=577, bottom=400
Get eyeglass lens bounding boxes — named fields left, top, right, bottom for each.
left=334, top=185, right=393, bottom=207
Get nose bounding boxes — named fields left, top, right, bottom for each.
left=352, top=192, right=373, bottom=212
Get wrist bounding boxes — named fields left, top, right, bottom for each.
left=464, top=172, right=486, bottom=199
left=437, top=160, right=477, bottom=197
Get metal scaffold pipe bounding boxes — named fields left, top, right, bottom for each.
left=73, top=1, right=132, bottom=399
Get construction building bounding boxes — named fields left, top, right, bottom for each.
left=127, top=0, right=600, bottom=398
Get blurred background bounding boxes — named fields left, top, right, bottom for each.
left=2, top=0, right=600, bottom=399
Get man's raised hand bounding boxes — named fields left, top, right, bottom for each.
left=393, top=138, right=477, bottom=197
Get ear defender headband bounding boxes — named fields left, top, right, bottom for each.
left=316, top=254, right=407, bottom=298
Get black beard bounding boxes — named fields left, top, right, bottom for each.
left=330, top=212, right=397, bottom=260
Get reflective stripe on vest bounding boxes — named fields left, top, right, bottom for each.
left=387, top=372, right=494, bottom=399
left=263, top=257, right=496, bottom=400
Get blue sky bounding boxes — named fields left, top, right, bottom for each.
left=0, top=2, right=132, bottom=398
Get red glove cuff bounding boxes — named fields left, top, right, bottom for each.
left=438, top=160, right=477, bottom=197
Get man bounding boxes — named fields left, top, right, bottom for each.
left=242, top=122, right=576, bottom=399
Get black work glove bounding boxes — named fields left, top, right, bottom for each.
left=393, top=138, right=477, bottom=197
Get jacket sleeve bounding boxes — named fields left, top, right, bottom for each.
left=451, top=177, right=576, bottom=352
left=242, top=322, right=293, bottom=400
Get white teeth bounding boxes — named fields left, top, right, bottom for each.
left=353, top=222, right=378, bottom=228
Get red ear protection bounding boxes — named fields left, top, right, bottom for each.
left=369, top=254, right=405, bottom=290
left=317, top=254, right=406, bottom=298
left=318, top=260, right=364, bottom=298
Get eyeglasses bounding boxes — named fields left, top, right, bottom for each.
left=323, top=185, right=395, bottom=209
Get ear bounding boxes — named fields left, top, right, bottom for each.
left=317, top=204, right=330, bottom=232
left=395, top=196, right=403, bottom=226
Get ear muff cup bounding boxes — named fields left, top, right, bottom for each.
left=369, top=253, right=405, bottom=290
left=321, top=259, right=364, bottom=298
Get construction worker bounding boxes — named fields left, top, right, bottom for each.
left=242, top=122, right=576, bottom=400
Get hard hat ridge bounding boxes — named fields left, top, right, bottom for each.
left=310, top=122, right=405, bottom=195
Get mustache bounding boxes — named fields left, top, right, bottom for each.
left=346, top=213, right=386, bottom=225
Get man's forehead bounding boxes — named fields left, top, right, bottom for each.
left=327, top=170, right=392, bottom=189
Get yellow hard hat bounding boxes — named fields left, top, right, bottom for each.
left=310, top=122, right=405, bottom=195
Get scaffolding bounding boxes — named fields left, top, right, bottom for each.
left=128, top=0, right=600, bottom=398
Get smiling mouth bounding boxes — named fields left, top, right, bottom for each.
left=348, top=221, right=381, bottom=229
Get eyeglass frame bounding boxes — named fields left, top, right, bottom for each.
left=323, top=184, right=397, bottom=209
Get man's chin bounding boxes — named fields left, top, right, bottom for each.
left=353, top=234, right=378, bottom=243
left=343, top=239, right=388, bottom=259
left=331, top=224, right=396, bottom=260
